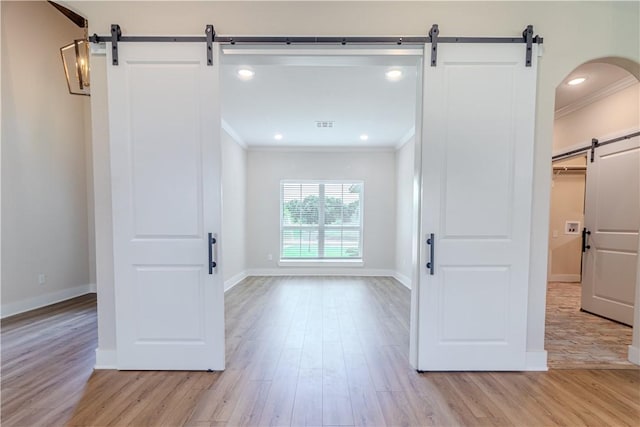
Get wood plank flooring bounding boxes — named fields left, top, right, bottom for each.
left=546, top=281, right=635, bottom=369
left=2, top=276, right=639, bottom=426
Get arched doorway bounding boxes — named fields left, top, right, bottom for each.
left=546, top=57, right=640, bottom=369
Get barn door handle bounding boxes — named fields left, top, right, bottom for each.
left=581, top=228, right=591, bottom=252
left=208, top=233, right=217, bottom=274
left=426, top=233, right=435, bottom=275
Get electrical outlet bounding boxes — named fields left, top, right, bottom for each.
left=267, top=254, right=273, bottom=261
left=552, top=230, right=559, bottom=238
left=38, top=274, right=46, bottom=285
left=565, top=221, right=580, bottom=235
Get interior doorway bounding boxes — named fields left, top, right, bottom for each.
left=103, top=30, right=545, bottom=371
left=218, top=46, right=423, bottom=364
left=546, top=59, right=640, bottom=369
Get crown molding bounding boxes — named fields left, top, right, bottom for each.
left=395, top=127, right=415, bottom=150
left=555, top=75, right=638, bottom=119
left=247, top=145, right=394, bottom=153
left=221, top=119, right=247, bottom=149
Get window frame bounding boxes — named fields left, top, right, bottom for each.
left=279, top=179, right=364, bottom=262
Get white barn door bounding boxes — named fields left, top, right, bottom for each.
left=582, top=135, right=639, bottom=326
left=107, top=42, right=225, bottom=370
left=418, top=43, right=537, bottom=370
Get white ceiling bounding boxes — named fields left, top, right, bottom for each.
left=222, top=52, right=637, bottom=147
left=555, top=62, right=635, bottom=110
left=221, top=51, right=419, bottom=148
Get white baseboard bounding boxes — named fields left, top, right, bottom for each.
left=224, top=270, right=248, bottom=292
left=525, top=350, right=548, bottom=371
left=1, top=284, right=93, bottom=319
left=89, top=283, right=97, bottom=293
left=628, top=345, right=640, bottom=365
left=548, top=274, right=581, bottom=283
left=95, top=348, right=117, bottom=370
left=246, top=268, right=396, bottom=277
left=393, top=272, right=411, bottom=290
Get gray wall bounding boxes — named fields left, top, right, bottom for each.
left=395, top=137, right=415, bottom=288
left=246, top=149, right=396, bottom=275
left=1, top=0, right=93, bottom=316
left=221, top=129, right=247, bottom=289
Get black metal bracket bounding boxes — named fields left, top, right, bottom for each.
left=553, top=131, right=639, bottom=161
left=208, top=233, right=217, bottom=274
left=523, top=25, right=533, bottom=67
left=89, top=23, right=543, bottom=69
left=111, top=24, right=121, bottom=65
left=206, top=25, right=215, bottom=66
left=581, top=228, right=591, bottom=253
left=426, top=233, right=435, bottom=275
left=590, top=138, right=598, bottom=163
left=93, top=24, right=215, bottom=66
left=429, top=24, right=537, bottom=67
left=429, top=24, right=439, bottom=67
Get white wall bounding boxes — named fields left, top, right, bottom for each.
left=554, top=82, right=640, bottom=153
left=1, top=1, right=92, bottom=317
left=69, top=0, right=640, bottom=369
left=90, top=53, right=116, bottom=367
left=246, top=149, right=395, bottom=275
left=221, top=129, right=247, bottom=290
left=84, top=101, right=96, bottom=289
left=395, top=137, right=415, bottom=288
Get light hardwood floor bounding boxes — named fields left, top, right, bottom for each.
left=1, top=276, right=639, bottom=426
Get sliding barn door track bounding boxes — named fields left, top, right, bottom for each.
left=89, top=24, right=543, bottom=67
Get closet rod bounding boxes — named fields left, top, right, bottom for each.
left=552, top=165, right=587, bottom=171
left=552, top=130, right=640, bottom=161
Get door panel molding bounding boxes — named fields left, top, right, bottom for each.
left=107, top=42, right=225, bottom=370
left=582, top=138, right=639, bottom=326
left=418, top=43, right=538, bottom=371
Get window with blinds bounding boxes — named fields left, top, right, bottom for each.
left=281, top=181, right=363, bottom=260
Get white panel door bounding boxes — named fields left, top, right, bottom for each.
left=107, top=42, right=224, bottom=370
left=582, top=136, right=639, bottom=326
left=418, top=43, right=537, bottom=370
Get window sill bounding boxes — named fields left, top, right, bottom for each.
left=278, top=259, right=364, bottom=267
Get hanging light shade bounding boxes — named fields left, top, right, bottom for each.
left=60, top=39, right=90, bottom=96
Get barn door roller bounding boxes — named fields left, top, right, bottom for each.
left=428, top=24, right=539, bottom=67
left=92, top=24, right=216, bottom=66
left=552, top=131, right=640, bottom=162
left=91, top=24, right=543, bottom=67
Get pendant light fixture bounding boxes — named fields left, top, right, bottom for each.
left=60, top=37, right=90, bottom=96
left=49, top=1, right=90, bottom=96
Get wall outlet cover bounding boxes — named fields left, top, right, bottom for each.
left=565, top=221, right=580, bottom=234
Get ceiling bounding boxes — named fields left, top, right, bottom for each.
left=555, top=62, right=636, bottom=111
left=221, top=52, right=637, bottom=147
left=221, top=50, right=419, bottom=148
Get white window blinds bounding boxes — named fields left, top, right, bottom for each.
left=281, top=181, right=363, bottom=260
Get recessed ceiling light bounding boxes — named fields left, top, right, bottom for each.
left=567, top=77, right=587, bottom=86
left=237, top=68, right=255, bottom=80
left=360, top=134, right=369, bottom=141
left=274, top=133, right=283, bottom=140
left=385, top=69, right=403, bottom=81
